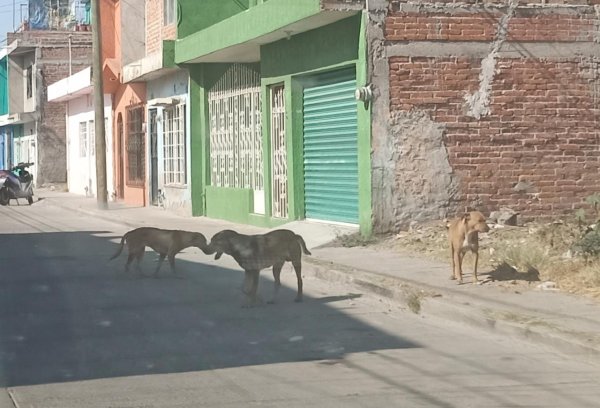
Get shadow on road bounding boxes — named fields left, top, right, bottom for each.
left=0, top=231, right=419, bottom=387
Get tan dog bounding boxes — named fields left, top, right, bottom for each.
left=206, top=229, right=311, bottom=306
left=448, top=211, right=490, bottom=284
left=110, top=227, right=210, bottom=277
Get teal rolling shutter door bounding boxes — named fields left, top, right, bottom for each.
left=303, top=70, right=358, bottom=224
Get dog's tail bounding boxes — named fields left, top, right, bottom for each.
left=295, top=234, right=312, bottom=256
left=109, top=232, right=128, bottom=261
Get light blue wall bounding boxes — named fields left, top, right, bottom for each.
left=146, top=70, right=192, bottom=215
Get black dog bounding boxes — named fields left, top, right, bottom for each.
left=207, top=229, right=311, bottom=306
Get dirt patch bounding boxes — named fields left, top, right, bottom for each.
left=365, top=218, right=600, bottom=300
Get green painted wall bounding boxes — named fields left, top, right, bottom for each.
left=188, top=65, right=207, bottom=217
left=175, top=0, right=322, bottom=64
left=188, top=63, right=260, bottom=218
left=185, top=13, right=371, bottom=233
left=205, top=186, right=253, bottom=224
left=162, top=40, right=175, bottom=69
left=260, top=14, right=372, bottom=235
left=261, top=15, right=361, bottom=78
left=0, top=57, right=8, bottom=116
left=178, top=0, right=248, bottom=39
left=356, top=12, right=372, bottom=236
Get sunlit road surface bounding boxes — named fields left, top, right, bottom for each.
left=0, top=201, right=599, bottom=408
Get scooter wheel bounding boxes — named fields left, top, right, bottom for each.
left=27, top=195, right=34, bottom=205
left=0, top=188, right=9, bottom=206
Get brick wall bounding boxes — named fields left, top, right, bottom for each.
left=370, top=1, right=600, bottom=231
left=8, top=31, right=92, bottom=185
left=385, top=11, right=597, bottom=42
left=146, top=0, right=177, bottom=56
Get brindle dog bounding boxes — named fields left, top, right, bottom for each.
left=110, top=227, right=210, bottom=277
left=207, top=229, right=311, bottom=306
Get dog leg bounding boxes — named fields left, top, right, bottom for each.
left=292, top=260, right=303, bottom=302
left=242, top=270, right=261, bottom=308
left=473, top=250, right=479, bottom=284
left=135, top=251, right=144, bottom=276
left=268, top=262, right=284, bottom=304
left=154, top=253, right=166, bottom=278
left=453, top=248, right=462, bottom=283
left=456, top=251, right=464, bottom=284
left=450, top=244, right=456, bottom=280
left=168, top=254, right=180, bottom=277
left=125, top=252, right=136, bottom=273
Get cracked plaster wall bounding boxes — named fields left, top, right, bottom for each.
left=368, top=0, right=600, bottom=232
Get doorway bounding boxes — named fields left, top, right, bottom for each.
left=149, top=108, right=158, bottom=206
left=116, top=113, right=124, bottom=199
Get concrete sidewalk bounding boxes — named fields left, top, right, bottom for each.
left=37, top=189, right=600, bottom=360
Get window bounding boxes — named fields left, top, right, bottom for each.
left=163, top=103, right=186, bottom=185
left=208, top=64, right=263, bottom=190
left=126, top=105, right=145, bottom=185
left=163, top=0, right=176, bottom=25
left=88, top=120, right=95, bottom=156
left=26, top=66, right=33, bottom=99
left=270, top=85, right=287, bottom=218
left=79, top=122, right=87, bottom=157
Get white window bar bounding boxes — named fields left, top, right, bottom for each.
left=163, top=103, right=186, bottom=185
left=270, top=85, right=287, bottom=218
left=208, top=64, right=263, bottom=190
left=88, top=120, right=95, bottom=156
left=79, top=121, right=87, bottom=157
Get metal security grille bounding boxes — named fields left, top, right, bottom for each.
left=270, top=85, right=287, bottom=218
left=163, top=103, right=186, bottom=185
left=79, top=122, right=87, bottom=157
left=303, top=70, right=359, bottom=224
left=88, top=120, right=95, bottom=156
left=208, top=64, right=263, bottom=190
left=126, top=105, right=145, bottom=185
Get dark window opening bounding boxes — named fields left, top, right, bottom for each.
left=126, top=105, right=145, bottom=186
left=26, top=66, right=33, bottom=99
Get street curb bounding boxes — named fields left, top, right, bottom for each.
left=304, top=257, right=600, bottom=360
left=44, top=196, right=600, bottom=360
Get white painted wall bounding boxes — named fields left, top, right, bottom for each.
left=13, top=121, right=37, bottom=185
left=146, top=70, right=191, bottom=215
left=66, top=94, right=113, bottom=198
left=23, top=55, right=36, bottom=114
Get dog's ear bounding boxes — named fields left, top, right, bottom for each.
left=462, top=213, right=471, bottom=222
left=214, top=252, right=223, bottom=260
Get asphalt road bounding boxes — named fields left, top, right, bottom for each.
left=0, top=201, right=599, bottom=407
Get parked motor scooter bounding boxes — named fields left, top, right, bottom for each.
left=0, top=162, right=35, bottom=206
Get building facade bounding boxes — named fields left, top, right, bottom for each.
left=368, top=0, right=600, bottom=232
left=175, top=0, right=371, bottom=233
left=4, top=30, right=92, bottom=187
left=47, top=68, right=114, bottom=197
left=0, top=53, right=10, bottom=170
left=122, top=0, right=191, bottom=214
left=106, top=0, right=147, bottom=206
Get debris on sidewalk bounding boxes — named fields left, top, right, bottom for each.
left=536, top=281, right=559, bottom=292
left=373, top=217, right=600, bottom=301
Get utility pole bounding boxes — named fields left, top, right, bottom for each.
left=91, top=0, right=108, bottom=209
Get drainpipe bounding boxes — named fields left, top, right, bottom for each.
left=68, top=34, right=72, bottom=77
left=364, top=0, right=371, bottom=82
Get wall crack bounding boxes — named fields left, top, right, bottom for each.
left=464, top=0, right=518, bottom=119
